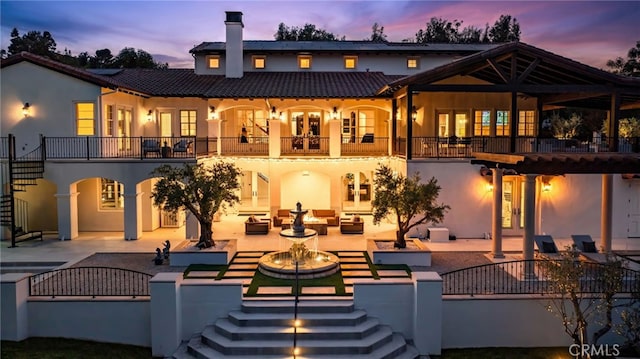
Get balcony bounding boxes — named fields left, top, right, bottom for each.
left=43, top=136, right=200, bottom=160
left=280, top=136, right=329, bottom=155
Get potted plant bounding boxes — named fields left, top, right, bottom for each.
left=371, top=164, right=449, bottom=248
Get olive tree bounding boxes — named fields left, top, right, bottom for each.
left=371, top=164, right=449, bottom=248
left=151, top=162, right=241, bottom=249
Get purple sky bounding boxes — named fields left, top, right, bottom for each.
left=1, top=1, right=638, bottom=69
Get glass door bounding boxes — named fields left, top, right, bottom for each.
left=160, top=112, right=172, bottom=138
left=117, top=108, right=132, bottom=151
left=342, top=171, right=373, bottom=213
left=290, top=111, right=322, bottom=150
left=502, top=177, right=524, bottom=236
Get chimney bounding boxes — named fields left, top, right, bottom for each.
left=225, top=11, right=243, bottom=78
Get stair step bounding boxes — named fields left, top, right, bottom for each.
left=200, top=325, right=393, bottom=355
left=228, top=309, right=367, bottom=327
left=241, top=300, right=354, bottom=314
left=213, top=317, right=380, bottom=340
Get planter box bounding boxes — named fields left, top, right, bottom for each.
left=170, top=239, right=237, bottom=266
left=367, top=239, right=431, bottom=266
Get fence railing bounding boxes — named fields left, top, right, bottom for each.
left=281, top=136, right=329, bottom=155
left=441, top=259, right=640, bottom=296
left=29, top=266, right=153, bottom=298
left=220, top=137, right=269, bottom=156
left=0, top=137, right=8, bottom=159
left=341, top=137, right=388, bottom=156
left=43, top=136, right=197, bottom=160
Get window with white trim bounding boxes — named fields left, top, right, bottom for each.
left=100, top=178, right=124, bottom=210
left=344, top=56, right=357, bottom=69
left=518, top=110, right=535, bottom=136
left=407, top=57, right=420, bottom=69
left=253, top=56, right=266, bottom=69
left=474, top=110, right=491, bottom=136
left=298, top=55, right=312, bottom=69
left=105, top=104, right=114, bottom=136
left=76, top=102, right=95, bottom=136
left=180, top=110, right=197, bottom=136
left=207, top=56, right=220, bottom=69
left=496, top=110, right=510, bottom=136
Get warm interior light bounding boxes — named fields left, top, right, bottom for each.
left=209, top=106, right=217, bottom=120
left=271, top=106, right=277, bottom=119
left=542, top=182, right=552, bottom=192
left=412, top=106, right=417, bottom=121
left=294, top=319, right=301, bottom=327
left=486, top=183, right=494, bottom=192
left=293, top=347, right=300, bottom=356
left=146, top=110, right=153, bottom=122
left=22, top=102, right=31, bottom=117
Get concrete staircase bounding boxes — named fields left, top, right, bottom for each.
left=173, top=300, right=420, bottom=359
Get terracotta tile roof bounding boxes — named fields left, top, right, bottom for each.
left=1, top=52, right=123, bottom=90
left=108, top=70, right=400, bottom=98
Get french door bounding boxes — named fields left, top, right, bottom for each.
left=502, top=177, right=524, bottom=236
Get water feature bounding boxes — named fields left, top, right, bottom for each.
left=258, top=202, right=339, bottom=279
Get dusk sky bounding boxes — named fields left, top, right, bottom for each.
left=1, top=1, right=638, bottom=69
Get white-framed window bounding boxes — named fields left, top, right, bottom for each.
left=100, top=178, right=124, bottom=210
left=474, top=110, right=491, bottom=136
left=298, top=55, right=312, bottom=69
left=76, top=102, right=95, bottom=136
left=237, top=109, right=268, bottom=140
left=407, top=57, right=420, bottom=69
left=496, top=110, right=510, bottom=136
left=342, top=109, right=375, bottom=143
left=454, top=112, right=468, bottom=137
left=518, top=110, right=535, bottom=136
left=344, top=56, right=357, bottom=69
left=207, top=56, right=220, bottom=69
left=105, top=104, right=114, bottom=136
left=253, top=56, right=266, bottom=69
left=180, top=110, right=197, bottom=136
left=437, top=113, right=449, bottom=137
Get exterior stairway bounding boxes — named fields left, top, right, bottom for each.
left=173, top=300, right=420, bottom=359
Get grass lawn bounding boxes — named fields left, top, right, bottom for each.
left=1, top=339, right=573, bottom=359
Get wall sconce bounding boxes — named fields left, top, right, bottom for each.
left=146, top=110, right=153, bottom=122
left=209, top=106, right=218, bottom=120
left=22, top=102, right=31, bottom=118
left=411, top=106, right=417, bottom=121
left=271, top=106, right=277, bottom=119
left=331, top=107, right=339, bottom=120
left=396, top=109, right=401, bottom=121
left=279, top=111, right=284, bottom=121
left=542, top=180, right=552, bottom=192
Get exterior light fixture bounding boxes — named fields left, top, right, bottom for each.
left=331, top=106, right=339, bottom=120
left=412, top=106, right=417, bottom=121
left=22, top=102, right=31, bottom=117
left=209, top=106, right=217, bottom=120
left=271, top=106, right=277, bottom=119
left=396, top=109, right=401, bottom=121
left=542, top=180, right=552, bottom=192
left=146, top=110, right=153, bottom=122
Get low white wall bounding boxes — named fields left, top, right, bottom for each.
left=180, top=279, right=244, bottom=340
left=353, top=279, right=415, bottom=338
left=28, top=298, right=150, bottom=347
left=442, top=295, right=630, bottom=349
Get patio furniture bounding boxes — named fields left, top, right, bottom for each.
left=281, top=218, right=328, bottom=235
left=311, top=209, right=340, bottom=226
left=273, top=209, right=291, bottom=227
left=245, top=216, right=270, bottom=235
left=142, top=140, right=161, bottom=157
left=340, top=216, right=364, bottom=234
left=571, top=234, right=598, bottom=253
left=533, top=235, right=560, bottom=255
left=173, top=139, right=192, bottom=155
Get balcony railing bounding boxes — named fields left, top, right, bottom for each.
left=43, top=136, right=197, bottom=160
left=341, top=137, right=388, bottom=156
left=220, top=137, right=269, bottom=156
left=281, top=136, right=329, bottom=155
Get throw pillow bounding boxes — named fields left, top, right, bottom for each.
left=582, top=241, right=597, bottom=253
left=542, top=241, right=557, bottom=253
left=248, top=215, right=256, bottom=223
left=353, top=215, right=361, bottom=222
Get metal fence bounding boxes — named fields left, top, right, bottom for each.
left=441, top=259, right=640, bottom=296
left=341, top=137, right=388, bottom=156
left=43, top=136, right=197, bottom=160
left=220, top=136, right=269, bottom=156
left=29, top=266, right=153, bottom=298
left=280, top=136, right=329, bottom=155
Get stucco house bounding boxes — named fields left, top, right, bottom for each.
left=1, top=11, right=639, bottom=254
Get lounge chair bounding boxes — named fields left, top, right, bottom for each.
left=142, top=139, right=161, bottom=157
left=533, top=235, right=560, bottom=256
left=173, top=139, right=192, bottom=155
left=571, top=234, right=598, bottom=253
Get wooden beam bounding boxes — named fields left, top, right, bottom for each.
left=410, top=84, right=615, bottom=93
left=487, top=58, right=510, bottom=84
left=517, top=58, right=540, bottom=84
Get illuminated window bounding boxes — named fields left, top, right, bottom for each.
left=342, top=110, right=375, bottom=143
left=407, top=57, right=420, bottom=69
left=454, top=112, right=468, bottom=137
left=344, top=56, right=357, bottom=69
left=100, top=178, right=124, bottom=210
left=105, top=105, right=114, bottom=136
left=207, top=56, right=220, bottom=69
left=437, top=113, right=449, bottom=137
left=76, top=102, right=95, bottom=135
left=518, top=110, right=535, bottom=136
left=496, top=110, right=510, bottom=136
left=298, top=55, right=312, bottom=69
left=180, top=110, right=197, bottom=136
left=236, top=109, right=268, bottom=140
left=474, top=110, right=491, bottom=136
left=253, top=56, right=266, bottom=69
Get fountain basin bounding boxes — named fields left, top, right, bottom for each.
left=258, top=251, right=340, bottom=279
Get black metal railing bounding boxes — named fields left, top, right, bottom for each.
left=220, top=136, right=269, bottom=156
left=281, top=136, right=329, bottom=155
left=0, top=137, right=8, bottom=159
left=43, top=136, right=197, bottom=160
left=441, top=259, right=640, bottom=296
left=341, top=137, right=388, bottom=156
left=29, top=266, right=153, bottom=298
left=195, top=137, right=218, bottom=157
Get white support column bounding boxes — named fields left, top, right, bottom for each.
left=268, top=119, right=281, bottom=158
left=123, top=183, right=143, bottom=240
left=601, top=174, right=613, bottom=253
left=0, top=273, right=30, bottom=341
left=251, top=171, right=258, bottom=208
left=329, top=118, right=341, bottom=158
left=523, top=175, right=537, bottom=261
left=491, top=168, right=504, bottom=258
left=209, top=118, right=222, bottom=156
left=413, top=272, right=443, bottom=356
left=185, top=212, right=200, bottom=240
left=55, top=184, right=79, bottom=240
left=150, top=273, right=182, bottom=358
